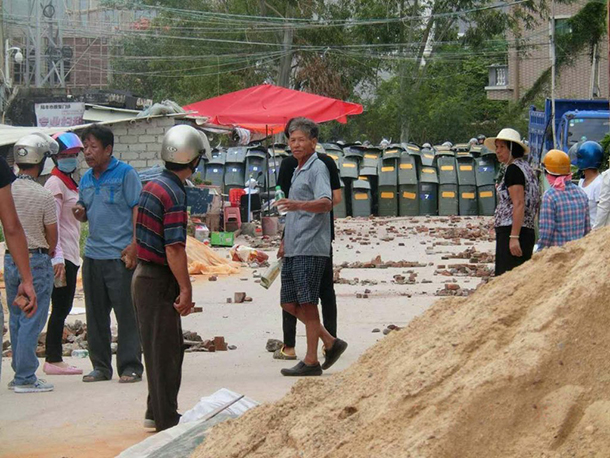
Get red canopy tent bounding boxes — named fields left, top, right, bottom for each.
left=183, top=84, right=363, bottom=134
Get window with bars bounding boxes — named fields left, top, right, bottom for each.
left=488, top=64, right=508, bottom=87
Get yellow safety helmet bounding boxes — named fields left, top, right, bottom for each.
left=542, top=149, right=571, bottom=175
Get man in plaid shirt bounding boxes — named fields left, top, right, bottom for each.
left=538, top=150, right=590, bottom=249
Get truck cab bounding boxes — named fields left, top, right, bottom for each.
left=529, top=99, right=609, bottom=167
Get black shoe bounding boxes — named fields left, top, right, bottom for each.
left=280, top=361, right=323, bottom=377
left=322, top=339, right=348, bottom=370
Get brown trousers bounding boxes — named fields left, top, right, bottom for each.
left=132, top=261, right=184, bottom=432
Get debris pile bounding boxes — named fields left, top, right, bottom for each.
left=194, top=227, right=610, bottom=458
left=338, top=256, right=427, bottom=269
left=184, top=331, right=236, bottom=352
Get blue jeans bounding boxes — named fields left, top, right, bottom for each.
left=5, top=253, right=53, bottom=385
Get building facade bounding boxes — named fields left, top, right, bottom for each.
left=485, top=1, right=608, bottom=101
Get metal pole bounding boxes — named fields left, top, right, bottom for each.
left=550, top=1, right=557, bottom=149
left=265, top=125, right=270, bottom=216
left=34, top=0, right=42, bottom=87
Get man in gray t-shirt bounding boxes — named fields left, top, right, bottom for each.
left=276, top=118, right=347, bottom=377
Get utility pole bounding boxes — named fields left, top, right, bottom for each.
left=550, top=0, right=557, bottom=149
left=277, top=2, right=294, bottom=88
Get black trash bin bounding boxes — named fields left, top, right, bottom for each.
left=204, top=149, right=226, bottom=190
left=475, top=150, right=498, bottom=216
left=224, top=147, right=247, bottom=194
left=435, top=151, right=459, bottom=216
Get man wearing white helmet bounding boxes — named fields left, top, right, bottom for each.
left=132, top=124, right=209, bottom=431
left=6, top=133, right=58, bottom=393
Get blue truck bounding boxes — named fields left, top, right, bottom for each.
left=528, top=98, right=610, bottom=165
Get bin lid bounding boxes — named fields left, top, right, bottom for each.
left=343, top=145, right=366, bottom=158
left=225, top=147, right=248, bottom=163
left=453, top=143, right=470, bottom=153
left=246, top=146, right=267, bottom=159
left=419, top=166, right=439, bottom=183
left=209, top=151, right=226, bottom=165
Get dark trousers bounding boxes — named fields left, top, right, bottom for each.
left=45, top=260, right=80, bottom=363
left=495, top=226, right=536, bottom=276
left=132, top=261, right=183, bottom=432
left=83, top=257, right=143, bottom=379
left=282, top=251, right=337, bottom=348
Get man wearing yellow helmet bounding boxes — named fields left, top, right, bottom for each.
left=538, top=149, right=590, bottom=248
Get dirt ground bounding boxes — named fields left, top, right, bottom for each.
left=0, top=216, right=494, bottom=458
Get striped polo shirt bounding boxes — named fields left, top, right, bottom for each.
left=136, top=170, right=187, bottom=265
left=11, top=176, right=57, bottom=250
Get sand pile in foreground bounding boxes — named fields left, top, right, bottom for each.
left=193, top=228, right=610, bottom=458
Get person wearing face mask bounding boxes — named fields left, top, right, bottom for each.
left=484, top=128, right=540, bottom=276
left=42, top=132, right=84, bottom=375
left=538, top=150, right=590, bottom=249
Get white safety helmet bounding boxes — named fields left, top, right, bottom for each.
left=161, top=125, right=210, bottom=164
left=13, top=132, right=59, bottom=165
left=422, top=142, right=432, bottom=149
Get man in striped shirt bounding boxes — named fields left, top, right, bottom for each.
left=538, top=149, right=590, bottom=249
left=6, top=133, right=58, bottom=393
left=133, top=125, right=208, bottom=431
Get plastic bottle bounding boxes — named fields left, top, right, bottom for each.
left=261, top=259, right=283, bottom=289
left=274, top=186, right=287, bottom=216
left=71, top=349, right=89, bottom=358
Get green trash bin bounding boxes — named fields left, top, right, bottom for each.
left=351, top=179, right=372, bottom=217
left=362, top=147, right=382, bottom=168
left=418, top=165, right=439, bottom=216
left=359, top=160, right=378, bottom=215
left=335, top=178, right=348, bottom=218
left=378, top=151, right=399, bottom=217
left=457, top=154, right=478, bottom=216
left=323, top=143, right=343, bottom=166
left=436, top=152, right=458, bottom=216
left=420, top=146, right=436, bottom=167
left=398, top=151, right=419, bottom=216
left=340, top=146, right=362, bottom=181
left=475, top=151, right=498, bottom=216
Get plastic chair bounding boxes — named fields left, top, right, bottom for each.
left=223, top=206, right=242, bottom=230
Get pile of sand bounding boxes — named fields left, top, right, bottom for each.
left=193, top=228, right=610, bottom=458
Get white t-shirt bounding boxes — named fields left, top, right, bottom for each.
left=578, top=175, right=603, bottom=224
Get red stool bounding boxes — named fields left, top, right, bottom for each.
left=224, top=206, right=242, bottom=230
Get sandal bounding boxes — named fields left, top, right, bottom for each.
left=119, top=372, right=142, bottom=383
left=273, top=345, right=297, bottom=360
left=82, top=370, right=111, bottom=383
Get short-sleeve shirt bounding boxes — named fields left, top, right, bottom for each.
left=578, top=175, right=603, bottom=224
left=0, top=156, right=16, bottom=188
left=79, top=156, right=142, bottom=259
left=136, top=170, right=187, bottom=265
left=278, top=153, right=341, bottom=240
left=11, top=177, right=57, bottom=250
left=284, top=154, right=332, bottom=258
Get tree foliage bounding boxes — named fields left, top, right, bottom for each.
left=105, top=0, right=575, bottom=143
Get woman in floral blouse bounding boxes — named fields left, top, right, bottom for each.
left=485, top=128, right=540, bottom=276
